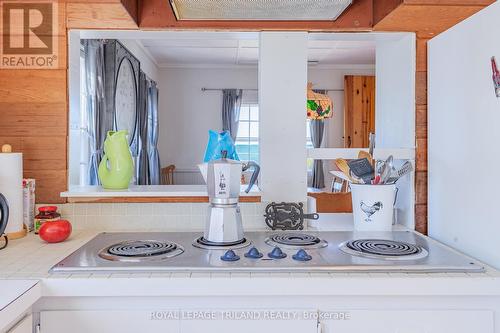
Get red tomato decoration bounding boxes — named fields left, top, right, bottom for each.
left=39, top=219, right=72, bottom=243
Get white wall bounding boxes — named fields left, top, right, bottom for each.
left=158, top=67, right=258, bottom=181
left=428, top=2, right=500, bottom=268
left=375, top=34, right=416, bottom=149
left=118, top=39, right=160, bottom=83
left=157, top=65, right=374, bottom=185
left=259, top=32, right=308, bottom=202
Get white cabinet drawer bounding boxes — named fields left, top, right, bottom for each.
left=40, top=309, right=318, bottom=333
left=320, top=310, right=494, bottom=333
left=40, top=311, right=180, bottom=333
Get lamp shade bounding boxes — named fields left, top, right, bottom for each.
left=307, top=82, right=333, bottom=120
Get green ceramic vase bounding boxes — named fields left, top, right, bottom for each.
left=98, top=130, right=133, bottom=189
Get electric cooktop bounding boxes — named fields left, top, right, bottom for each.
left=51, top=231, right=485, bottom=273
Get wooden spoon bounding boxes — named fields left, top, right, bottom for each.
left=335, top=158, right=358, bottom=183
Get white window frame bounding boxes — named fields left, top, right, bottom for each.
left=235, top=103, right=259, bottom=162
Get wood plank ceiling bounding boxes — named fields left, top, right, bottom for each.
left=0, top=0, right=493, bottom=234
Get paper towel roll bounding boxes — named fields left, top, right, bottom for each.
left=0, top=153, right=24, bottom=235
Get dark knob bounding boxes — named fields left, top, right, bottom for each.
left=220, top=249, right=240, bottom=262
left=244, top=247, right=263, bottom=259
left=292, top=249, right=312, bottom=262
left=268, top=246, right=287, bottom=259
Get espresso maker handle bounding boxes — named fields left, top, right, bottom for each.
left=0, top=193, right=9, bottom=236
left=242, top=161, right=260, bottom=193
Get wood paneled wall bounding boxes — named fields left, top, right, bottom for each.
left=0, top=1, right=137, bottom=203
left=374, top=0, right=494, bottom=234
left=0, top=3, right=67, bottom=203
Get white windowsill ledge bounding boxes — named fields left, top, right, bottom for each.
left=60, top=185, right=261, bottom=203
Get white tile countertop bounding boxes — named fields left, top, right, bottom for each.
left=1, top=231, right=500, bottom=299
left=61, top=185, right=261, bottom=198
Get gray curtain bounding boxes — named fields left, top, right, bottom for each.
left=310, top=89, right=327, bottom=189
left=136, top=71, right=150, bottom=185
left=221, top=89, right=243, bottom=141
left=147, top=80, right=161, bottom=185
left=84, top=39, right=109, bottom=185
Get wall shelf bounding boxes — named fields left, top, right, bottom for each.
left=61, top=185, right=261, bottom=203
left=307, top=148, right=415, bottom=160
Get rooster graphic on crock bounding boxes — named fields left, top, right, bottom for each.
left=360, top=201, right=383, bottom=222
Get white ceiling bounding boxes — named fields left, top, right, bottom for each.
left=139, top=36, right=375, bottom=67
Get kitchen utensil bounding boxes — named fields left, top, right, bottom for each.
left=241, top=161, right=260, bottom=193
left=348, top=158, right=374, bottom=184
left=368, top=133, right=375, bottom=157
left=351, top=184, right=397, bottom=231
left=199, top=150, right=245, bottom=244
left=386, top=161, right=414, bottom=184
left=379, top=155, right=394, bottom=184
left=335, top=158, right=358, bottom=183
left=199, top=159, right=260, bottom=193
left=264, top=202, right=319, bottom=230
left=0, top=193, right=9, bottom=250
left=358, top=150, right=374, bottom=167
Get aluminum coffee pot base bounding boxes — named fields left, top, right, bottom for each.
left=203, top=204, right=244, bottom=244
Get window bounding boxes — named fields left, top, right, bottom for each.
left=235, top=103, right=259, bottom=162
left=78, top=49, right=89, bottom=185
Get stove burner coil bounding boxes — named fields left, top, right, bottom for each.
left=192, top=237, right=251, bottom=250
left=99, top=240, right=184, bottom=262
left=265, top=233, right=328, bottom=249
left=340, top=239, right=428, bottom=260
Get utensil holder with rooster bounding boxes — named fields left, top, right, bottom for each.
left=350, top=184, right=398, bottom=231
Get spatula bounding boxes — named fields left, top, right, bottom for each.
left=335, top=158, right=358, bottom=183
left=348, top=158, right=374, bottom=184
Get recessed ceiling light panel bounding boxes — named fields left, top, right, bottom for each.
left=169, top=0, right=353, bottom=21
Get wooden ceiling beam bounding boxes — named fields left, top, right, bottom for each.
left=66, top=1, right=138, bottom=29
left=121, top=0, right=139, bottom=24
left=373, top=0, right=403, bottom=26
left=374, top=1, right=495, bottom=38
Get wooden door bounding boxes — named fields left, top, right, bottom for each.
left=343, top=76, right=375, bottom=148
